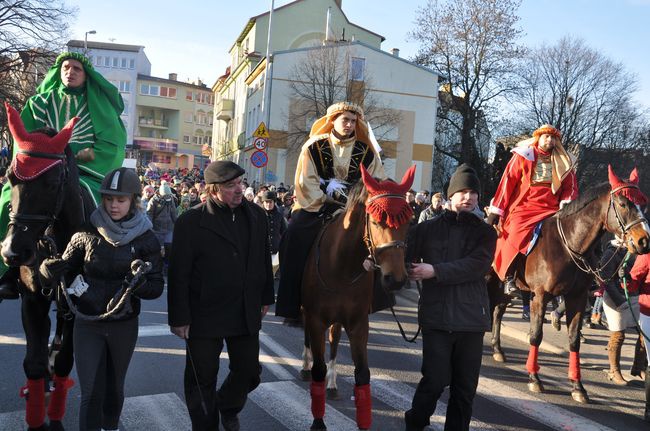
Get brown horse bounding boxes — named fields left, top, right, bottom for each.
left=488, top=166, right=650, bottom=403
left=301, top=165, right=415, bottom=431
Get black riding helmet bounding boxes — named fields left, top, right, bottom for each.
left=100, top=167, right=141, bottom=196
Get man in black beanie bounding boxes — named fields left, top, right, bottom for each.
left=404, top=163, right=497, bottom=431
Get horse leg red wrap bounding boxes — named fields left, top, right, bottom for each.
left=47, top=375, right=74, bottom=421
left=569, top=351, right=581, bottom=381
left=526, top=345, right=540, bottom=374
left=310, top=381, right=326, bottom=419
left=20, top=378, right=45, bottom=429
left=354, top=384, right=372, bottom=430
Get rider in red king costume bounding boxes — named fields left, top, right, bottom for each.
left=487, top=125, right=578, bottom=291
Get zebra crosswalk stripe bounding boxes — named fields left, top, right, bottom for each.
left=120, top=392, right=192, bottom=430
left=249, top=380, right=359, bottom=431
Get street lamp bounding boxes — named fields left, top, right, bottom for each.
left=84, top=30, right=96, bottom=52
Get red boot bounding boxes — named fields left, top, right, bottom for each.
left=354, top=384, right=372, bottom=430
left=20, top=378, right=46, bottom=429
left=310, top=380, right=326, bottom=419
left=47, top=375, right=74, bottom=421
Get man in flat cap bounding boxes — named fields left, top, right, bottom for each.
left=167, top=160, right=275, bottom=431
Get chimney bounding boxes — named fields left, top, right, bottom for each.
left=168, top=73, right=177, bottom=81
left=391, top=48, right=400, bottom=57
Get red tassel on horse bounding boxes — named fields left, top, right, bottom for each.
left=569, top=351, right=581, bottom=381
left=47, top=375, right=75, bottom=421
left=354, top=384, right=372, bottom=430
left=20, top=378, right=46, bottom=429
left=526, top=345, right=540, bottom=374
left=310, top=380, right=326, bottom=419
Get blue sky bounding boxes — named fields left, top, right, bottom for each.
left=68, top=0, right=650, bottom=108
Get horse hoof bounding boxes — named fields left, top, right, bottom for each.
left=327, top=388, right=340, bottom=400
left=571, top=390, right=589, bottom=404
left=527, top=381, right=544, bottom=393
left=299, top=369, right=312, bottom=381
left=310, top=418, right=327, bottom=430
left=493, top=351, right=506, bottom=363
left=49, top=420, right=65, bottom=431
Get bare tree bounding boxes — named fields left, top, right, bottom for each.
left=508, top=36, right=648, bottom=181
left=286, top=43, right=401, bottom=154
left=410, top=0, right=525, bottom=189
left=0, top=0, right=76, bottom=147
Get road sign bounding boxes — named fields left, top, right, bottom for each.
left=253, top=137, right=268, bottom=150
left=250, top=150, right=268, bottom=168
left=253, top=122, right=270, bottom=138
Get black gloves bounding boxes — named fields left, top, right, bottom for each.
left=486, top=213, right=500, bottom=226
left=38, top=258, right=67, bottom=284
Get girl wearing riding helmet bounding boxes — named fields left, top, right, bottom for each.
left=40, top=167, right=164, bottom=431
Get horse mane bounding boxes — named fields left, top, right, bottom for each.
left=558, top=182, right=609, bottom=218
left=344, top=180, right=370, bottom=212
left=344, top=176, right=400, bottom=212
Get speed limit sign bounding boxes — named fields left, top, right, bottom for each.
left=253, top=137, right=268, bottom=150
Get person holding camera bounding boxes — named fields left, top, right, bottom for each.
left=40, top=167, right=164, bottom=431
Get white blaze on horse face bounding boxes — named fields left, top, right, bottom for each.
left=636, top=204, right=650, bottom=235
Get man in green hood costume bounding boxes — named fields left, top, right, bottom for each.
left=0, top=52, right=126, bottom=299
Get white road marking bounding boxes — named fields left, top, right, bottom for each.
left=120, top=392, right=191, bottom=430
left=249, top=380, right=358, bottom=431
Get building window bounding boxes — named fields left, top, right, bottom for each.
left=104, top=57, right=110, bottom=67
left=119, top=81, right=131, bottom=93
left=183, top=135, right=190, bottom=144
left=185, top=112, right=193, bottom=123
left=95, top=56, right=102, bottom=66
left=186, top=91, right=193, bottom=101
left=350, top=57, right=365, bottom=81
left=129, top=59, right=135, bottom=69
left=160, top=86, right=177, bottom=98
left=140, top=84, right=149, bottom=94
left=121, top=58, right=127, bottom=68
left=112, top=57, right=119, bottom=67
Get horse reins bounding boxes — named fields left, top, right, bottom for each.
left=556, top=184, right=647, bottom=284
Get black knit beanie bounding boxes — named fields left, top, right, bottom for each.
left=447, top=163, right=481, bottom=198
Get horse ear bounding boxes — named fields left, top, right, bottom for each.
left=629, top=167, right=640, bottom=185
left=5, top=102, right=29, bottom=144
left=360, top=164, right=380, bottom=193
left=608, top=165, right=624, bottom=189
left=397, top=165, right=417, bottom=194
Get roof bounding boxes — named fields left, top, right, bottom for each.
left=137, top=74, right=210, bottom=90
left=67, top=40, right=143, bottom=53
left=231, top=0, right=385, bottom=51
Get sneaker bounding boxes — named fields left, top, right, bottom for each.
left=551, top=311, right=561, bottom=331
left=504, top=277, right=518, bottom=295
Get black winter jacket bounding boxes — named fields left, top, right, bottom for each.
left=407, top=209, right=497, bottom=332
left=62, top=226, right=164, bottom=320
left=265, top=206, right=287, bottom=254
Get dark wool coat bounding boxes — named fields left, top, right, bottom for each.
left=167, top=198, right=275, bottom=337
left=407, top=209, right=497, bottom=332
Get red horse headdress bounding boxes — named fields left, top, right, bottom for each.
left=5, top=102, right=78, bottom=181
left=361, top=164, right=416, bottom=228
left=608, top=165, right=648, bottom=206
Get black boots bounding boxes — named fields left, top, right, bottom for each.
left=0, top=267, right=20, bottom=302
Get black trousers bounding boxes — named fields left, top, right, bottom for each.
left=405, top=329, right=484, bottom=431
left=74, top=317, right=138, bottom=431
left=184, top=333, right=261, bottom=431
left=275, top=209, right=322, bottom=318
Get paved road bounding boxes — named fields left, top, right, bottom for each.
left=0, top=284, right=648, bottom=430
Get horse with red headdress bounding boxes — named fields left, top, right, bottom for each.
left=301, top=164, right=415, bottom=430
left=488, top=165, right=650, bottom=404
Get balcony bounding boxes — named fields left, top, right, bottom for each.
left=216, top=99, right=234, bottom=121
left=138, top=117, right=169, bottom=129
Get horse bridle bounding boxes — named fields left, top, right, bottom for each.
left=8, top=150, right=67, bottom=233
left=363, top=193, right=408, bottom=269
left=557, top=184, right=647, bottom=283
